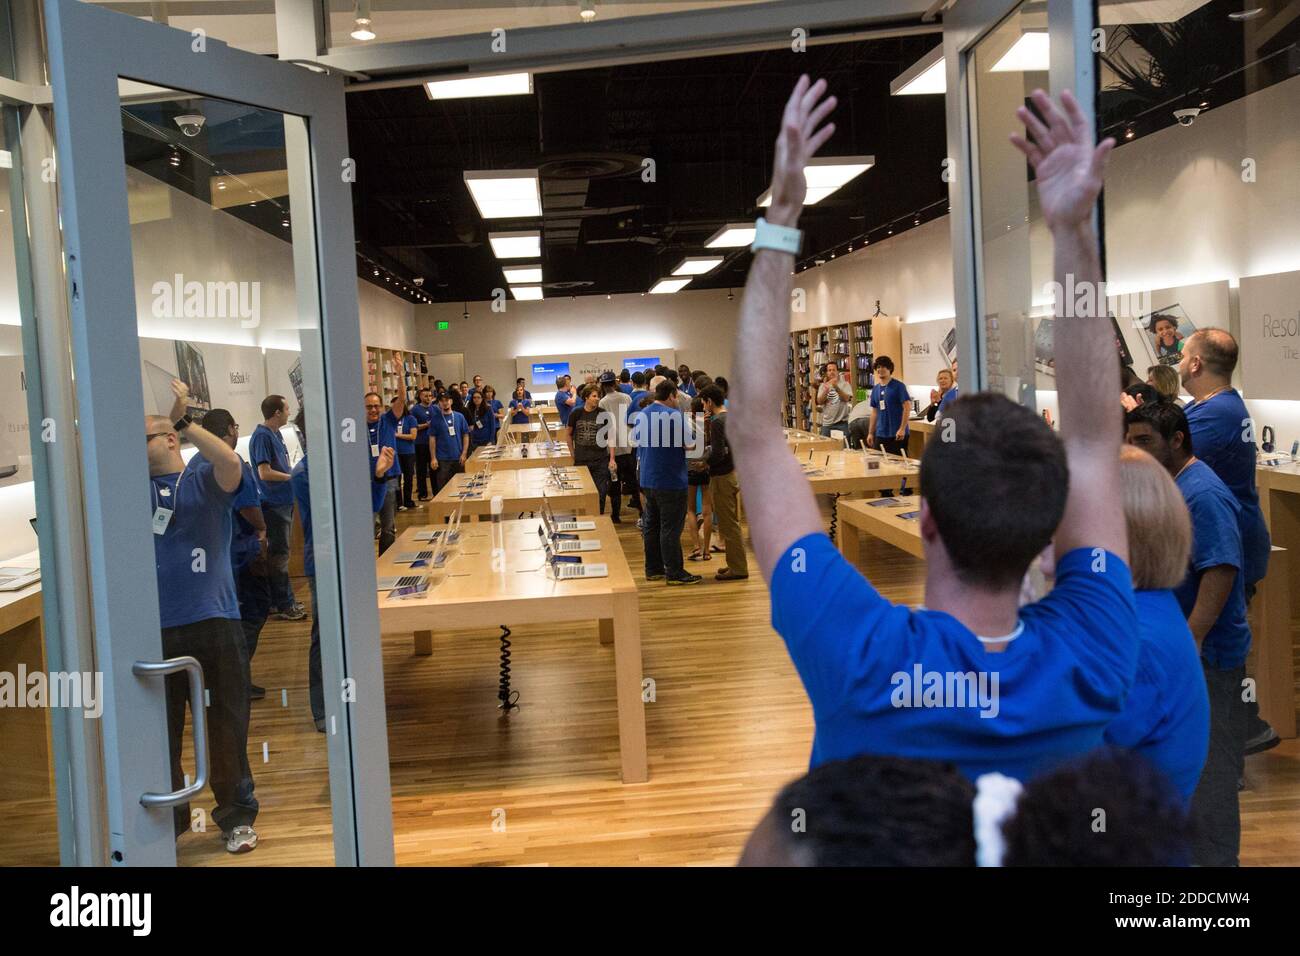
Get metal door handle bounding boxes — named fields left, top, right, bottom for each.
left=131, top=656, right=208, bottom=808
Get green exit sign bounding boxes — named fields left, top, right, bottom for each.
left=437, top=321, right=449, bottom=330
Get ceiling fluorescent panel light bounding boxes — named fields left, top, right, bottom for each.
left=488, top=230, right=541, bottom=259
left=704, top=223, right=756, bottom=248
left=510, top=285, right=544, bottom=300
left=990, top=32, right=1050, bottom=72
left=650, top=278, right=691, bottom=294
left=425, top=72, right=533, bottom=100
left=890, top=45, right=946, bottom=95
left=757, top=156, right=875, bottom=207
left=464, top=170, right=541, bottom=219
left=672, top=256, right=724, bottom=276
left=503, top=265, right=542, bottom=284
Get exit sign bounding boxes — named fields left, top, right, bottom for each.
left=437, top=321, right=449, bottom=330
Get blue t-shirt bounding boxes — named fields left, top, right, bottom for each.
left=395, top=413, right=418, bottom=455
left=469, top=408, right=497, bottom=446
left=1184, top=390, right=1270, bottom=586
left=509, top=397, right=532, bottom=424
left=628, top=391, right=648, bottom=423
left=632, top=402, right=689, bottom=491
left=152, top=454, right=239, bottom=629
left=870, top=378, right=912, bottom=438
left=619, top=383, right=634, bottom=395
left=1103, top=589, right=1210, bottom=802
left=410, top=402, right=432, bottom=431
left=555, top=389, right=576, bottom=427
left=681, top=379, right=697, bottom=398
left=433, top=410, right=469, bottom=462
left=230, top=460, right=262, bottom=572
left=488, top=399, right=503, bottom=419
left=938, top=384, right=959, bottom=416
left=291, top=457, right=314, bottom=578
left=249, top=423, right=293, bottom=507
left=368, top=414, right=399, bottom=513
left=769, top=533, right=1138, bottom=782
left=1174, top=459, right=1252, bottom=669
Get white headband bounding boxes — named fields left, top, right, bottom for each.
left=973, top=772, right=1024, bottom=867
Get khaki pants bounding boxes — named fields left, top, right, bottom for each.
left=711, top=470, right=748, bottom=577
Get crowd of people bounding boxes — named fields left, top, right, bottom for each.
left=144, top=76, right=1278, bottom=866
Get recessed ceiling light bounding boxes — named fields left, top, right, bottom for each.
left=756, top=157, right=874, bottom=207
left=488, top=230, right=542, bottom=259
left=704, top=223, right=757, bottom=248
left=511, top=285, right=544, bottom=300
left=891, top=45, right=945, bottom=96
left=672, top=255, right=724, bottom=276
left=650, top=278, right=691, bottom=294
left=990, top=32, right=1049, bottom=73
left=503, top=264, right=543, bottom=284
left=425, top=72, right=533, bottom=100
left=464, top=170, right=541, bottom=219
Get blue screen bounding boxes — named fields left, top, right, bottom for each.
left=622, top=356, right=660, bottom=374
left=531, top=361, right=570, bottom=384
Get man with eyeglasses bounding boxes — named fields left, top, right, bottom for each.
left=146, top=378, right=260, bottom=854
left=201, top=408, right=272, bottom=702
left=366, top=392, right=400, bottom=554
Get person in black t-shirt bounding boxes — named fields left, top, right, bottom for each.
left=567, top=383, right=615, bottom=514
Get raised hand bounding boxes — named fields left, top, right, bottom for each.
left=766, top=75, right=838, bottom=227
left=1010, top=89, right=1114, bottom=233
left=168, top=377, right=190, bottom=424
left=375, top=445, right=395, bottom=478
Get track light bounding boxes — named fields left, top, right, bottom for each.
left=351, top=0, right=375, bottom=40
left=579, top=0, right=596, bottom=20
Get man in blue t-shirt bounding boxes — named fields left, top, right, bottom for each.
left=147, top=379, right=259, bottom=853
left=1178, top=328, right=1277, bottom=757
left=1126, top=400, right=1249, bottom=866
left=201, top=408, right=271, bottom=701
left=411, top=387, right=434, bottom=502
left=678, top=364, right=697, bottom=398
left=728, top=80, right=1136, bottom=785
left=249, top=394, right=302, bottom=620
left=391, top=396, right=419, bottom=511
left=365, top=393, right=401, bottom=554
left=430, top=392, right=469, bottom=496
left=630, top=379, right=701, bottom=585
left=554, top=375, right=577, bottom=427
left=618, top=369, right=634, bottom=395
left=290, top=408, right=326, bottom=734
left=867, top=355, right=913, bottom=496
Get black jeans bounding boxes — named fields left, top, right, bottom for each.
left=581, top=458, right=611, bottom=517
left=376, top=479, right=398, bottom=555
left=434, top=459, right=464, bottom=496
left=616, top=452, right=639, bottom=511
left=261, top=503, right=297, bottom=611
left=234, top=558, right=272, bottom=667
left=414, top=442, right=432, bottom=498
left=1191, top=661, right=1246, bottom=866
left=162, top=617, right=258, bottom=837
left=399, top=452, right=416, bottom=507
left=642, top=487, right=688, bottom=579
left=307, top=576, right=323, bottom=723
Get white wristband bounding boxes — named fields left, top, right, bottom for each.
left=751, top=216, right=802, bottom=256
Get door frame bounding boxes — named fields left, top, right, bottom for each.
left=42, top=0, right=392, bottom=865
left=943, top=0, right=1097, bottom=397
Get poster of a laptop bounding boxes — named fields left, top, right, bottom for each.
left=1137, top=304, right=1194, bottom=367
left=1032, top=313, right=1134, bottom=378
left=173, top=340, right=213, bottom=421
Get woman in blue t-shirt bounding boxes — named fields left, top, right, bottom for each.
left=467, top=389, right=497, bottom=449
left=508, top=384, right=532, bottom=424
left=482, top=385, right=504, bottom=427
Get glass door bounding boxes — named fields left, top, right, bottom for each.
left=42, top=0, right=392, bottom=865
left=944, top=0, right=1097, bottom=415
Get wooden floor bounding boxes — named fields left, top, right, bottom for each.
left=4, top=497, right=1300, bottom=866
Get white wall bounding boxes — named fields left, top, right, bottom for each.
left=415, top=288, right=741, bottom=392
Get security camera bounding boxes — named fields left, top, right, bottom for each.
left=1173, top=108, right=1201, bottom=127
left=174, top=113, right=206, bottom=137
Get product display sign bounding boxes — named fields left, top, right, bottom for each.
left=1240, top=270, right=1300, bottom=401
left=531, top=361, right=570, bottom=385
left=622, top=356, right=660, bottom=374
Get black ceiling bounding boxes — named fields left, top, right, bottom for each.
left=345, top=34, right=950, bottom=302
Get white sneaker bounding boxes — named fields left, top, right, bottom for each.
left=225, top=825, right=258, bottom=853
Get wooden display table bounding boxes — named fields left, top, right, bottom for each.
left=468, top=442, right=573, bottom=471
left=1255, top=460, right=1300, bottom=738
left=429, top=465, right=598, bottom=522
left=800, top=448, right=920, bottom=497
left=0, top=552, right=52, bottom=802
left=504, top=422, right=553, bottom=442
left=376, top=517, right=647, bottom=782
left=837, top=495, right=925, bottom=564
left=908, top=418, right=936, bottom=458
left=783, top=428, right=842, bottom=455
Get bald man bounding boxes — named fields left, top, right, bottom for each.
left=147, top=379, right=260, bottom=853
left=1179, top=328, right=1275, bottom=756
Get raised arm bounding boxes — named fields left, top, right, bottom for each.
left=169, top=379, right=242, bottom=493
left=730, top=75, right=837, bottom=582
left=1010, top=89, right=1126, bottom=562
